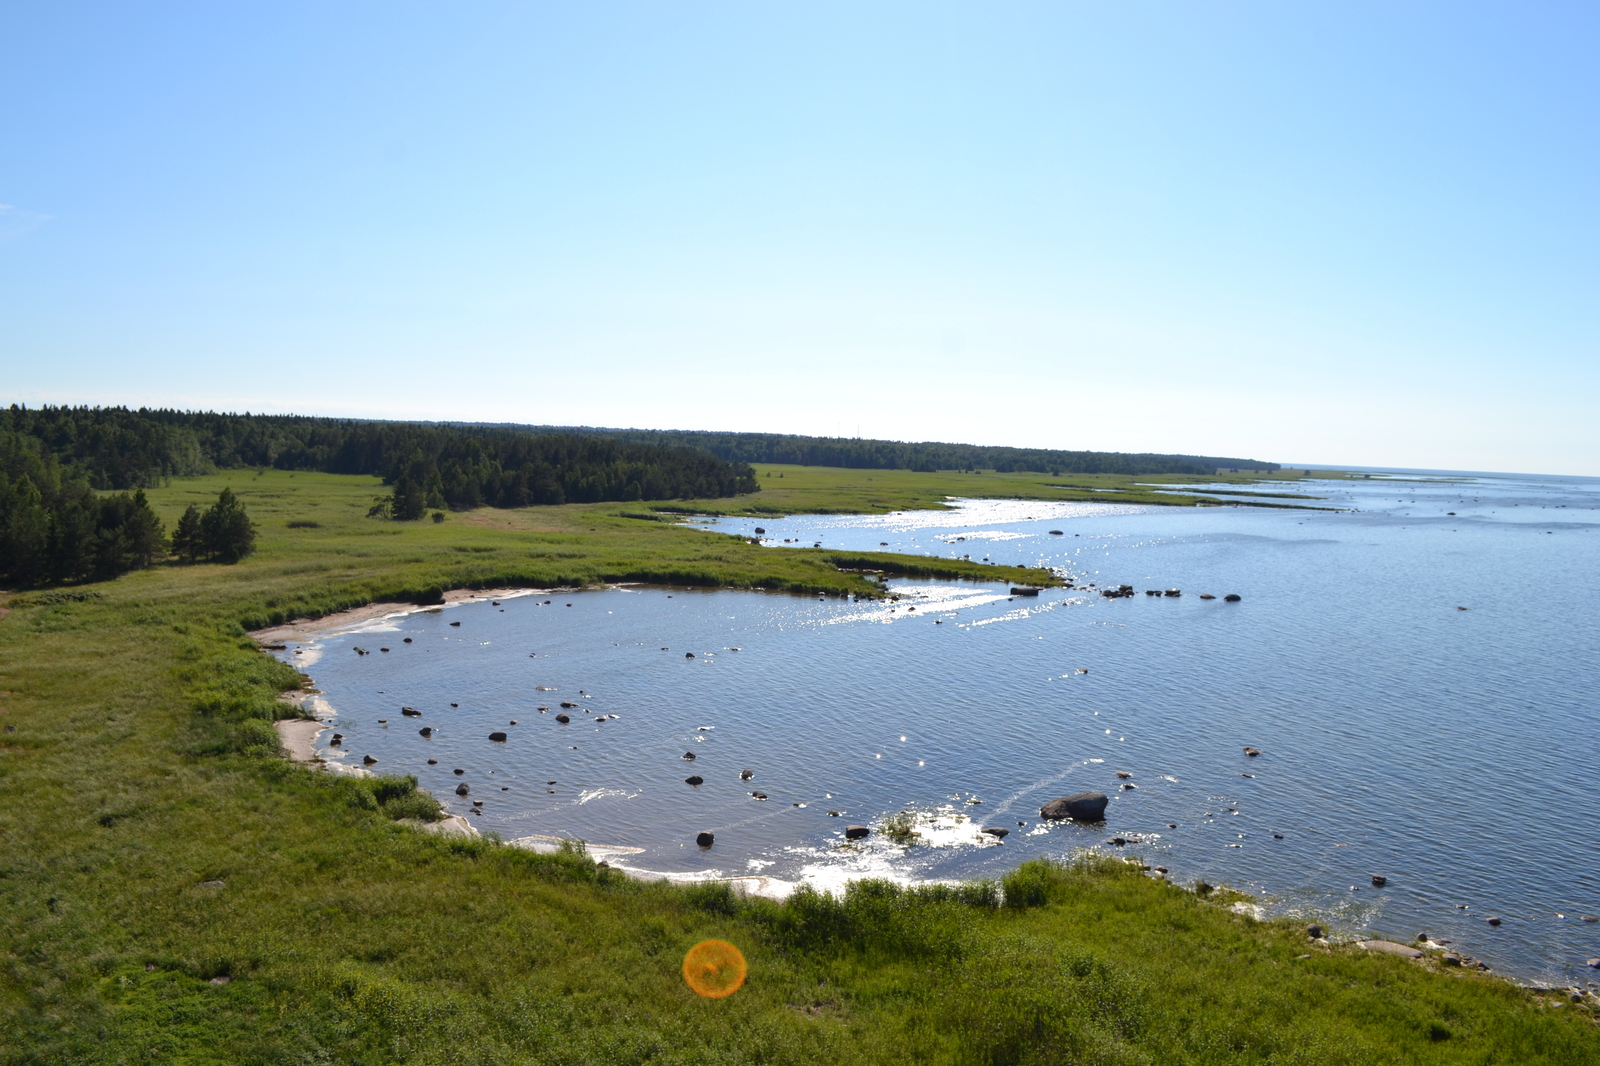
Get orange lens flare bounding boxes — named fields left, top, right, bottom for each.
left=682, top=939, right=747, bottom=998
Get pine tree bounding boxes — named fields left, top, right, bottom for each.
left=201, top=488, right=256, bottom=563
left=172, top=504, right=202, bottom=562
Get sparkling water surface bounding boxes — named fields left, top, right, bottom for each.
left=275, top=469, right=1600, bottom=985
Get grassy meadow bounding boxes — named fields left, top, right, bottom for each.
left=1, top=468, right=1595, bottom=1064
left=692, top=464, right=1341, bottom=515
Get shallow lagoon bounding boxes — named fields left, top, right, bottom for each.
left=277, top=470, right=1600, bottom=984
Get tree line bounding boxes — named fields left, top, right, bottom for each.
left=0, top=428, right=256, bottom=586
left=484, top=425, right=1278, bottom=476
left=0, top=406, right=762, bottom=505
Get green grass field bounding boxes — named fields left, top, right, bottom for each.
left=1, top=469, right=1593, bottom=1064
left=686, top=464, right=1340, bottom=515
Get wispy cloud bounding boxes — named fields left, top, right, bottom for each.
left=0, top=203, right=52, bottom=244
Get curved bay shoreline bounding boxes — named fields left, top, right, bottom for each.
left=254, top=579, right=1581, bottom=994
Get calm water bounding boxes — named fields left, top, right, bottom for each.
left=275, top=469, right=1600, bottom=985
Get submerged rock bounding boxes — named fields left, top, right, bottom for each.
left=982, top=827, right=1009, bottom=838
left=1040, top=791, right=1108, bottom=822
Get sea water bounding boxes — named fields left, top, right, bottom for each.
left=273, top=469, right=1600, bottom=985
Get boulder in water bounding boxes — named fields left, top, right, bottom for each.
left=1039, top=791, right=1108, bottom=822
left=696, top=831, right=714, bottom=847
left=844, top=825, right=870, bottom=840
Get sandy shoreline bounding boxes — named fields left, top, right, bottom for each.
left=250, top=586, right=551, bottom=645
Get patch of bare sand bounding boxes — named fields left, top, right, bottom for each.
left=250, top=587, right=551, bottom=645
left=274, top=718, right=329, bottom=763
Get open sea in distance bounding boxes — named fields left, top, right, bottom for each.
left=273, top=469, right=1600, bottom=986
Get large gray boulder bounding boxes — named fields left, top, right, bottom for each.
left=1040, top=791, right=1108, bottom=822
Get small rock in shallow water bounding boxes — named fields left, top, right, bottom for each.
left=1371, top=875, right=1387, bottom=887
left=682, top=751, right=696, bottom=760
left=427, top=758, right=437, bottom=764
left=455, top=783, right=469, bottom=796
left=696, top=831, right=714, bottom=847
left=362, top=755, right=378, bottom=765
left=1224, top=594, right=1241, bottom=602
left=740, top=769, right=754, bottom=780
left=828, top=810, right=840, bottom=817
left=555, top=714, right=570, bottom=723
left=488, top=731, right=508, bottom=742
left=749, top=791, right=767, bottom=800
left=844, top=825, right=870, bottom=840
left=1114, top=770, right=1132, bottom=779
left=1307, top=924, right=1323, bottom=939
left=684, top=776, right=703, bottom=786
left=453, top=767, right=465, bottom=775
left=1485, top=916, right=1502, bottom=926
left=981, top=827, right=1009, bottom=838
left=1243, top=746, right=1261, bottom=757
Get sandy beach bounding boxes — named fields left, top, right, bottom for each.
left=249, top=586, right=550, bottom=645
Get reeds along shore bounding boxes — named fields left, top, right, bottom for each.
left=0, top=467, right=1594, bottom=1064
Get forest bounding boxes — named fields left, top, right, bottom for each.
left=487, top=425, right=1278, bottom=476
left=0, top=406, right=762, bottom=586
left=0, top=406, right=761, bottom=506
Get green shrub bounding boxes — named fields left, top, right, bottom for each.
left=1003, top=859, right=1057, bottom=909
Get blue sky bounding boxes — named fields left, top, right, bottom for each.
left=3, top=2, right=1595, bottom=473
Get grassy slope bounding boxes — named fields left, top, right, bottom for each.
left=0, top=470, right=1593, bottom=1065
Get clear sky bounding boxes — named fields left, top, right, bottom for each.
left=2, top=3, right=1595, bottom=474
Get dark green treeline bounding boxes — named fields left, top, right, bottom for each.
left=0, top=407, right=761, bottom=507
left=492, top=426, right=1278, bottom=476
left=0, top=434, right=164, bottom=586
